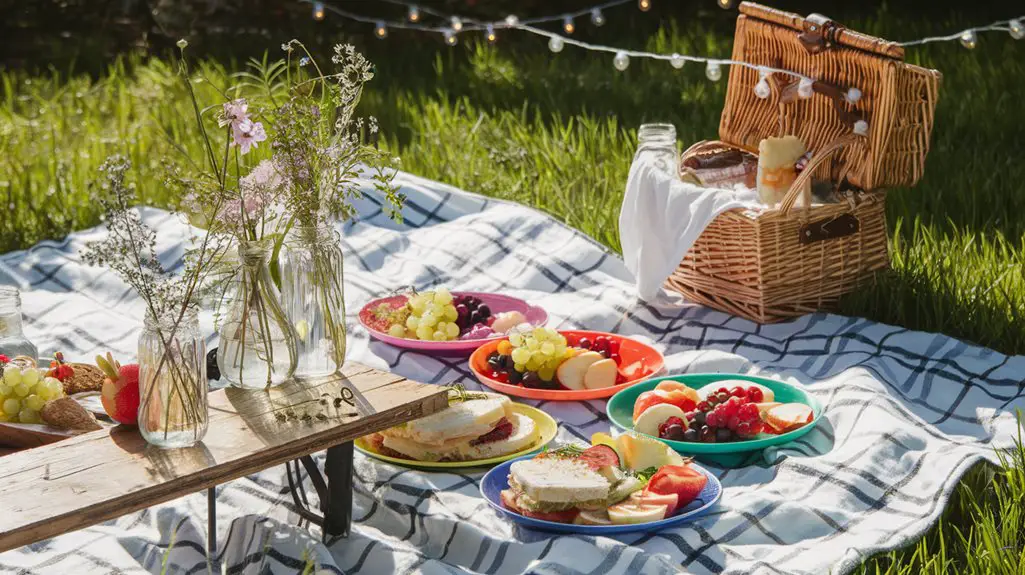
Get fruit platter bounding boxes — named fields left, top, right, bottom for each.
left=356, top=387, right=558, bottom=469
left=607, top=374, right=822, bottom=457
left=358, top=288, right=548, bottom=354
left=469, top=329, right=665, bottom=400
left=480, top=431, right=721, bottom=534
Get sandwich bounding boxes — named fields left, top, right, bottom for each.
left=366, top=391, right=539, bottom=462
left=500, top=457, right=613, bottom=522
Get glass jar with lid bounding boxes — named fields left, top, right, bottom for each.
left=634, top=123, right=679, bottom=177
left=0, top=287, right=38, bottom=360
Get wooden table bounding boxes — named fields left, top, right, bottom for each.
left=0, top=362, right=448, bottom=554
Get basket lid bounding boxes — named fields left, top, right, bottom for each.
left=719, top=2, right=941, bottom=190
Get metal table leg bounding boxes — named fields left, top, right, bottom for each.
left=284, top=442, right=354, bottom=543
left=207, top=487, right=217, bottom=556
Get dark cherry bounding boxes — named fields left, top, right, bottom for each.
left=716, top=428, right=733, bottom=443
left=578, top=337, right=592, bottom=349
left=664, top=424, right=686, bottom=441
left=683, top=429, right=700, bottom=442
left=521, top=371, right=542, bottom=388
left=691, top=411, right=706, bottom=427
left=606, top=338, right=620, bottom=355
left=477, top=304, right=491, bottom=318
left=507, top=370, right=523, bottom=384
left=700, top=425, right=715, bottom=442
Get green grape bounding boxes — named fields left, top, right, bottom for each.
left=18, top=409, right=38, bottom=424
left=0, top=384, right=10, bottom=396
left=388, top=324, right=406, bottom=337
left=509, top=333, right=524, bottom=347
left=20, top=368, right=39, bottom=387
left=526, top=357, right=542, bottom=371
left=3, top=398, right=20, bottom=416
left=546, top=358, right=562, bottom=370
left=13, top=384, right=29, bottom=398
left=433, top=330, right=446, bottom=341
left=446, top=323, right=459, bottom=338
left=420, top=312, right=438, bottom=327
left=444, top=306, right=458, bottom=322
left=48, top=378, right=64, bottom=398
left=526, top=339, right=539, bottom=351
left=538, top=367, right=555, bottom=381
left=540, top=342, right=555, bottom=356
left=24, top=394, right=44, bottom=411
left=434, top=288, right=453, bottom=305
left=511, top=347, right=531, bottom=365
left=513, top=363, right=526, bottom=373
left=3, top=366, right=21, bottom=386
left=416, top=325, right=433, bottom=340
left=406, top=315, right=420, bottom=330
left=409, top=295, right=427, bottom=314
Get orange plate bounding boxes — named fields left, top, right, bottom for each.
left=469, top=330, right=665, bottom=401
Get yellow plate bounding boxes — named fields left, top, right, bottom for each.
left=354, top=403, right=558, bottom=470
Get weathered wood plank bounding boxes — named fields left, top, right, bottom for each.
left=0, top=362, right=447, bottom=553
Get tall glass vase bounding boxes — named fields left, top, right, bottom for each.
left=281, top=224, right=347, bottom=378
left=138, top=308, right=208, bottom=448
left=217, top=239, right=298, bottom=388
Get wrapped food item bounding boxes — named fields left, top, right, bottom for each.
left=680, top=143, right=757, bottom=189
left=756, top=136, right=806, bottom=206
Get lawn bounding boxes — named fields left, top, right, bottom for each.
left=1, top=1, right=1024, bottom=572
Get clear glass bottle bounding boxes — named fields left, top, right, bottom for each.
left=280, top=223, right=347, bottom=378
left=634, top=123, right=679, bottom=177
left=0, top=286, right=38, bottom=360
left=138, top=308, right=208, bottom=448
left=217, top=238, right=298, bottom=388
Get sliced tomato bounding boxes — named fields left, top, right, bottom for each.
left=501, top=490, right=580, bottom=523
left=646, top=464, right=708, bottom=515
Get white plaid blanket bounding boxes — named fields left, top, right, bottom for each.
left=0, top=171, right=1022, bottom=575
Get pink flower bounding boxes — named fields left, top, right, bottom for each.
left=219, top=99, right=249, bottom=128
left=232, top=119, right=267, bottom=155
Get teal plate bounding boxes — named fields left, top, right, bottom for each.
left=607, top=373, right=823, bottom=458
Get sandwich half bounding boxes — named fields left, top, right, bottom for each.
left=367, top=392, right=539, bottom=462
left=500, top=457, right=611, bottom=523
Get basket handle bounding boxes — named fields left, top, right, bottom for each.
left=778, top=134, right=859, bottom=214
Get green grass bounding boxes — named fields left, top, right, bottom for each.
left=2, top=5, right=1025, bottom=572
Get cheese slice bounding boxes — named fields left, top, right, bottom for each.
left=460, top=412, right=539, bottom=460
left=381, top=393, right=510, bottom=445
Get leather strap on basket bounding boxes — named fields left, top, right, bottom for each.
left=780, top=79, right=866, bottom=128
left=799, top=14, right=845, bottom=54
left=778, top=134, right=860, bottom=215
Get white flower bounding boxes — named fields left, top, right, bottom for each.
left=219, top=99, right=249, bottom=129
left=177, top=39, right=189, bottom=49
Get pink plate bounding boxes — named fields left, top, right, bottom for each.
left=358, top=291, right=548, bottom=354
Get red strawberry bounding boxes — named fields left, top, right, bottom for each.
left=646, top=464, right=708, bottom=515
left=47, top=351, right=75, bottom=382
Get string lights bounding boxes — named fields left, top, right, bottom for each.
left=304, top=0, right=1024, bottom=96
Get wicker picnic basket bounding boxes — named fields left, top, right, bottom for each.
left=664, top=2, right=941, bottom=323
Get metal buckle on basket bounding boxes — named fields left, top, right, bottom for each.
left=798, top=14, right=844, bottom=54
left=799, top=213, right=860, bottom=244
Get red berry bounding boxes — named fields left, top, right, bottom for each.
left=746, top=386, right=764, bottom=403
left=609, top=353, right=621, bottom=365
left=679, top=398, right=697, bottom=412
left=607, top=338, right=620, bottom=355
left=740, top=403, right=760, bottom=421
left=715, top=387, right=730, bottom=396
left=717, top=391, right=730, bottom=403
left=727, top=415, right=740, bottom=430
left=749, top=421, right=764, bottom=435
left=578, top=337, right=591, bottom=349
left=730, top=386, right=747, bottom=398
left=664, top=416, right=685, bottom=428
left=696, top=401, right=711, bottom=413
left=737, top=421, right=752, bottom=436
left=705, top=411, right=720, bottom=428
left=615, top=373, right=626, bottom=384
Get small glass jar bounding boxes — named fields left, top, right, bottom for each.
left=634, top=123, right=679, bottom=177
left=138, top=308, right=208, bottom=448
left=280, top=223, right=347, bottom=378
left=217, top=238, right=298, bottom=388
left=0, top=286, right=38, bottom=360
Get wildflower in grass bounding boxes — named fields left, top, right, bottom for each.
left=219, top=99, right=249, bottom=129
left=232, top=118, right=267, bottom=155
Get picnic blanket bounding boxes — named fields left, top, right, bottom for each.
left=1, top=170, right=1023, bottom=575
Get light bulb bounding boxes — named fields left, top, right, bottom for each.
left=444, top=29, right=458, bottom=46
left=505, top=15, right=519, bottom=27
left=407, top=5, right=420, bottom=23
left=717, top=0, right=735, bottom=8
left=486, top=24, right=497, bottom=44
left=451, top=16, right=463, bottom=32
left=670, top=53, right=685, bottom=69
left=614, top=51, right=630, bottom=72
left=705, top=61, right=722, bottom=82
left=960, top=30, right=977, bottom=49
left=854, top=120, right=869, bottom=136
left=563, top=16, right=575, bottom=34
left=638, top=0, right=651, bottom=12
left=845, top=87, right=862, bottom=104
left=798, top=77, right=814, bottom=98
left=754, top=75, right=771, bottom=99
left=591, top=8, right=606, bottom=27
left=548, top=36, right=564, bottom=53
left=312, top=1, right=325, bottom=21
left=1009, top=19, right=1024, bottom=40
left=374, top=21, right=387, bottom=39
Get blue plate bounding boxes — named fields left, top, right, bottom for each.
left=479, top=455, right=722, bottom=534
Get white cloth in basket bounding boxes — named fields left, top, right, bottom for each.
left=619, top=152, right=760, bottom=301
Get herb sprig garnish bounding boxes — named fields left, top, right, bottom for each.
left=539, top=444, right=588, bottom=459
left=445, top=384, right=489, bottom=404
